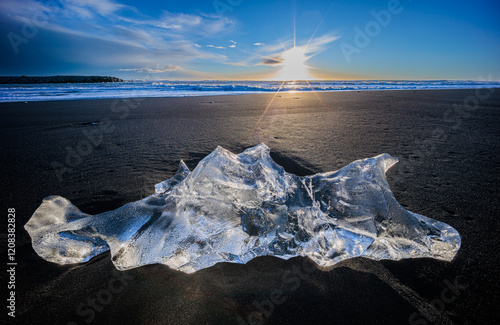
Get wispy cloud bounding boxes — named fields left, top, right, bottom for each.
left=149, top=11, right=237, bottom=38
left=260, top=58, right=283, bottom=65
left=0, top=0, right=56, bottom=21
left=206, top=44, right=226, bottom=49
left=305, top=33, right=340, bottom=53
left=118, top=65, right=183, bottom=73
left=254, top=33, right=339, bottom=58
left=0, top=0, right=340, bottom=79
left=65, top=0, right=128, bottom=18
left=254, top=33, right=340, bottom=66
left=0, top=0, right=236, bottom=69
left=156, top=12, right=201, bottom=30
left=224, top=61, right=249, bottom=67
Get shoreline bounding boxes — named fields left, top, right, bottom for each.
left=1, top=87, right=500, bottom=104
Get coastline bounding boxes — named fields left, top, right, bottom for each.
left=1, top=80, right=499, bottom=103
left=1, top=89, right=499, bottom=324
left=1, top=87, right=499, bottom=105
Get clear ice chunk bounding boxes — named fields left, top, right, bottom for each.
left=25, top=144, right=461, bottom=273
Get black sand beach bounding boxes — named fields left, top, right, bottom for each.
left=1, top=89, right=499, bottom=324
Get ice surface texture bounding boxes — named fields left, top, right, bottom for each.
left=25, top=144, right=461, bottom=273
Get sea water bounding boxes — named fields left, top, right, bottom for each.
left=1, top=80, right=499, bottom=102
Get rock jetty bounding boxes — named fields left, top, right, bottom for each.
left=0, top=76, right=123, bottom=84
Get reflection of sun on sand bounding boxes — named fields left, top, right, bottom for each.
left=276, top=46, right=313, bottom=81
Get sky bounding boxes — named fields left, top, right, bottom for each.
left=1, top=0, right=499, bottom=80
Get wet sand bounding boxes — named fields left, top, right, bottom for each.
left=1, top=89, right=499, bottom=324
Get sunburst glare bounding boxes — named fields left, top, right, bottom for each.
left=276, top=46, right=312, bottom=81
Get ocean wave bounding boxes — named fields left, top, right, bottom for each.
left=1, top=80, right=499, bottom=102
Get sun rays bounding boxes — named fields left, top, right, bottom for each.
left=275, top=46, right=312, bottom=81
left=252, top=3, right=333, bottom=142
left=271, top=2, right=336, bottom=81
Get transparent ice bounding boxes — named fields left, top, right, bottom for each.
left=25, top=144, right=461, bottom=273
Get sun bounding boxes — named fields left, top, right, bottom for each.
left=276, top=46, right=312, bottom=81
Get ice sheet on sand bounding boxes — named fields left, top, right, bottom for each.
left=25, top=144, right=461, bottom=273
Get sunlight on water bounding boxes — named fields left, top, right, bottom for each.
left=1, top=80, right=499, bottom=102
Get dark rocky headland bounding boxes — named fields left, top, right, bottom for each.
left=0, top=75, right=123, bottom=84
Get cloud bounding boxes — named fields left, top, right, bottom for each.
left=0, top=0, right=339, bottom=80
left=156, top=12, right=201, bottom=30
left=0, top=0, right=56, bottom=22
left=305, top=33, right=340, bottom=53
left=253, top=33, right=339, bottom=59
left=206, top=44, right=225, bottom=49
left=64, top=0, right=128, bottom=18
left=244, top=33, right=340, bottom=69
left=112, top=25, right=156, bottom=45
left=257, top=40, right=293, bottom=54
left=118, top=65, right=183, bottom=73
left=224, top=61, right=249, bottom=67
left=261, top=58, right=283, bottom=65
left=154, top=11, right=236, bottom=37
left=0, top=0, right=236, bottom=71
left=254, top=33, right=340, bottom=62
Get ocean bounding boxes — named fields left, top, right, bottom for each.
left=0, top=80, right=499, bottom=102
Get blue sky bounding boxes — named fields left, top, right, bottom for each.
left=1, top=0, right=499, bottom=80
